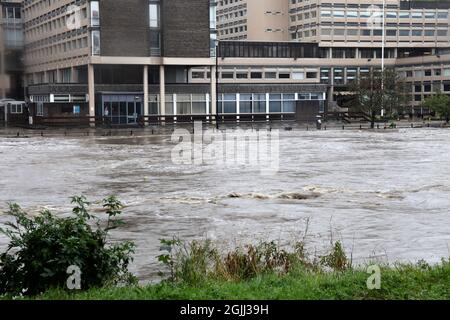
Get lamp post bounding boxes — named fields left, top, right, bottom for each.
left=381, top=0, right=386, bottom=117
left=215, top=39, right=219, bottom=130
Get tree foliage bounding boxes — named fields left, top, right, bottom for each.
left=346, top=68, right=410, bottom=127
left=0, top=196, right=136, bottom=296
left=423, top=92, right=450, bottom=123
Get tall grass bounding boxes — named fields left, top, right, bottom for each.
left=157, top=238, right=351, bottom=285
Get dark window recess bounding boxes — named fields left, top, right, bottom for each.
left=218, top=41, right=319, bottom=58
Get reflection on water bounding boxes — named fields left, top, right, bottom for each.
left=1, top=128, right=450, bottom=281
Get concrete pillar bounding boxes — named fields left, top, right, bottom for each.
left=328, top=68, right=335, bottom=112
left=88, top=64, right=95, bottom=127
left=210, top=65, right=217, bottom=117
left=143, top=65, right=149, bottom=125
left=159, top=65, right=165, bottom=116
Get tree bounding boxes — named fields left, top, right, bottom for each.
left=423, top=92, right=450, bottom=123
left=346, top=69, right=410, bottom=128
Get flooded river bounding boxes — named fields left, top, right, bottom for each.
left=1, top=127, right=449, bottom=281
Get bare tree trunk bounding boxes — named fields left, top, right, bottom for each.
left=371, top=111, right=376, bottom=129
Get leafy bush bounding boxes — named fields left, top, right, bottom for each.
left=0, top=196, right=136, bottom=296
left=319, top=241, right=350, bottom=272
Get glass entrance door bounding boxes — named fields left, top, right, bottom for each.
left=127, top=102, right=137, bottom=124
left=102, top=94, right=143, bottom=125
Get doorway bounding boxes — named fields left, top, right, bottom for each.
left=101, top=94, right=143, bottom=125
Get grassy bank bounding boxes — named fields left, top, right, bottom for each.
left=30, top=261, right=450, bottom=300
left=1, top=199, right=449, bottom=300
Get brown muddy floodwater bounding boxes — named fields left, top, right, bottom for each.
left=0, top=126, right=450, bottom=281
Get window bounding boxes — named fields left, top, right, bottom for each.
left=283, top=94, right=296, bottom=113
left=149, top=2, right=160, bottom=28
left=91, top=30, right=101, bottom=55
left=236, top=72, right=248, bottom=79
left=61, top=68, right=72, bottom=83
left=192, top=94, right=207, bottom=114
left=149, top=1, right=161, bottom=55
left=36, top=103, right=44, bottom=117
left=150, top=31, right=160, bottom=51
left=90, top=1, right=100, bottom=26
left=149, top=94, right=159, bottom=114
left=10, top=104, right=23, bottom=114
left=239, top=94, right=252, bottom=114
left=177, top=94, right=191, bottom=115
left=253, top=94, right=266, bottom=113
left=269, top=94, right=282, bottom=113
left=221, top=72, right=234, bottom=79
left=251, top=72, right=263, bottom=79
left=220, top=94, right=237, bottom=113
left=292, top=72, right=305, bottom=80
left=191, top=71, right=205, bottom=79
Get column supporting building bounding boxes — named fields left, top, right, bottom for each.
left=159, top=65, right=165, bottom=117
left=210, top=65, right=217, bottom=119
left=88, top=64, right=95, bottom=127
left=143, top=65, right=149, bottom=125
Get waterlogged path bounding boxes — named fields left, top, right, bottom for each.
left=0, top=127, right=449, bottom=280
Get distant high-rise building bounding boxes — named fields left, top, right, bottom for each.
left=0, top=0, right=23, bottom=99
left=217, top=0, right=289, bottom=41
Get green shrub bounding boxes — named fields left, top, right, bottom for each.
left=0, top=196, right=136, bottom=296
left=319, top=241, right=350, bottom=271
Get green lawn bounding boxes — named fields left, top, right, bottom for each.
left=27, top=262, right=450, bottom=300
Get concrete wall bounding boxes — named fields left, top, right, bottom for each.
left=246, top=0, right=289, bottom=41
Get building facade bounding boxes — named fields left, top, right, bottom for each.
left=217, top=0, right=290, bottom=41
left=5, top=0, right=450, bottom=125
left=1, top=0, right=23, bottom=100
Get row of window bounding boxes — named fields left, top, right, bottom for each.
left=219, top=24, right=247, bottom=36
left=109, top=92, right=324, bottom=116
left=26, top=36, right=89, bottom=61
left=320, top=10, right=449, bottom=20
left=320, top=28, right=449, bottom=37
left=2, top=6, right=21, bottom=21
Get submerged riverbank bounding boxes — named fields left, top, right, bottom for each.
left=23, top=261, right=450, bottom=300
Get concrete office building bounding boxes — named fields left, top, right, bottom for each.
left=23, top=0, right=326, bottom=124
left=23, top=0, right=218, bottom=124
left=0, top=0, right=23, bottom=100
left=214, top=0, right=450, bottom=115
left=10, top=0, right=450, bottom=125
left=217, top=0, right=290, bottom=41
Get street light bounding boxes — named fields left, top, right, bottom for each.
left=215, top=39, right=219, bottom=130
left=381, top=0, right=386, bottom=117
